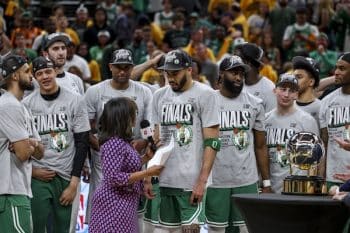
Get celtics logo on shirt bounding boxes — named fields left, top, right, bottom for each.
left=33, top=112, right=69, bottom=152
left=50, top=131, right=69, bottom=152
left=232, top=128, right=249, bottom=151
left=266, top=128, right=295, bottom=167
left=219, top=110, right=251, bottom=151
left=276, top=144, right=289, bottom=167
left=161, top=103, right=194, bottom=146
left=175, top=123, right=193, bottom=146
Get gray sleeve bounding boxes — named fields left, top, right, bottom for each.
left=319, top=99, right=327, bottom=129
left=199, top=89, right=220, bottom=128
left=0, top=105, right=29, bottom=142
left=72, top=97, right=91, bottom=133
left=151, top=91, right=161, bottom=125
left=143, top=87, right=153, bottom=122
left=84, top=87, right=97, bottom=120
left=253, top=101, right=266, bottom=131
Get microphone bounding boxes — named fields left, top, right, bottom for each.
left=140, top=120, right=157, bottom=152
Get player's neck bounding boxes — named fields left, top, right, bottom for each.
left=181, top=78, right=194, bottom=92
left=245, top=73, right=261, bottom=86
left=297, top=89, right=316, bottom=103
left=8, top=85, right=24, bottom=101
left=341, top=84, right=350, bottom=95
left=110, top=79, right=130, bottom=90
left=277, top=104, right=296, bottom=116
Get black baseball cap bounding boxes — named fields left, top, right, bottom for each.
left=110, top=49, right=134, bottom=65
left=32, top=56, right=54, bottom=74
left=235, top=43, right=264, bottom=67
left=44, top=32, right=70, bottom=50
left=292, top=56, right=320, bottom=87
left=1, top=55, right=27, bottom=78
left=219, top=55, right=250, bottom=72
left=159, top=50, right=192, bottom=71
left=276, top=73, right=299, bottom=90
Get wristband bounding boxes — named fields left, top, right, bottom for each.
left=262, top=179, right=271, bottom=188
left=203, top=138, right=221, bottom=151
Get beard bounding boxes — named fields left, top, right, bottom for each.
left=223, top=75, right=243, bottom=95
left=19, top=76, right=34, bottom=91
left=170, top=73, right=187, bottom=92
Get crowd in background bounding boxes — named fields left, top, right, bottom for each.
left=0, top=0, right=349, bottom=87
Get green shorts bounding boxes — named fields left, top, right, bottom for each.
left=137, top=195, right=147, bottom=214
left=0, top=195, right=32, bottom=233
left=144, top=182, right=160, bottom=225
left=159, top=187, right=205, bottom=228
left=205, top=183, right=258, bottom=228
left=31, top=176, right=72, bottom=233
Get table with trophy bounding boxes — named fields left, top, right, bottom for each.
left=232, top=132, right=350, bottom=233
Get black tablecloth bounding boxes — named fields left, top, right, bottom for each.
left=232, top=193, right=349, bottom=233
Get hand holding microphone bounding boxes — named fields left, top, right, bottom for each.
left=140, top=120, right=158, bottom=153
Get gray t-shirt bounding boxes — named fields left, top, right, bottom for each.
left=84, top=79, right=153, bottom=139
left=210, top=90, right=265, bottom=188
left=243, top=76, right=276, bottom=113
left=84, top=79, right=153, bottom=184
left=319, top=88, right=350, bottom=183
left=266, top=107, right=319, bottom=193
left=23, top=87, right=90, bottom=181
left=0, top=92, right=40, bottom=197
left=296, top=99, right=321, bottom=128
left=56, top=71, right=84, bottom=95
left=152, top=81, right=220, bottom=189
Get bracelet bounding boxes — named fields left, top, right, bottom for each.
left=262, top=179, right=271, bottom=188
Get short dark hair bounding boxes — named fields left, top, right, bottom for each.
left=99, top=97, right=138, bottom=145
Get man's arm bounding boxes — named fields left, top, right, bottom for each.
left=254, top=130, right=271, bottom=192
left=319, top=127, right=329, bottom=177
left=131, top=53, right=163, bottom=80
left=190, top=125, right=219, bottom=204
left=89, top=119, right=99, bottom=151
left=12, top=139, right=35, bottom=162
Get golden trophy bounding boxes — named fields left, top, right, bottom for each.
left=282, top=132, right=327, bottom=195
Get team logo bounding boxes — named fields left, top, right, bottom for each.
left=175, top=123, right=192, bottom=146
left=232, top=128, right=249, bottom=151
left=276, top=144, right=289, bottom=167
left=50, top=131, right=68, bottom=152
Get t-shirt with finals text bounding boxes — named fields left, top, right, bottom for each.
left=23, top=87, right=90, bottom=181
left=152, top=81, right=220, bottom=190
left=265, top=108, right=319, bottom=193
left=210, top=90, right=265, bottom=188
left=319, top=88, right=350, bottom=183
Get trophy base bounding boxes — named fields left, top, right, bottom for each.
left=282, top=176, right=327, bottom=195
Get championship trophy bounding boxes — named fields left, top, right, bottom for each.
left=282, top=132, right=327, bottom=195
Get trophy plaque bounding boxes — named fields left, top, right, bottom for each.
left=282, top=132, right=327, bottom=195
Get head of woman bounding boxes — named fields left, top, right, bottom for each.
left=99, top=97, right=138, bottom=144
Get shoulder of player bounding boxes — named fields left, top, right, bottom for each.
left=22, top=89, right=40, bottom=105
left=130, top=80, right=152, bottom=95
left=320, top=88, right=341, bottom=104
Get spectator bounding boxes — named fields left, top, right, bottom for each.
left=55, top=15, right=80, bottom=46
left=89, top=30, right=111, bottom=66
left=12, top=31, right=37, bottom=61
left=309, top=33, right=338, bottom=79
left=84, top=7, right=114, bottom=49
left=72, top=4, right=93, bottom=42
left=10, top=11, right=41, bottom=48
left=64, top=41, right=91, bottom=81
left=77, top=42, right=101, bottom=84
left=268, top=0, right=295, bottom=58
left=126, top=28, right=148, bottom=65
left=99, top=0, right=118, bottom=26
left=162, top=12, right=190, bottom=51
left=210, top=26, right=233, bottom=61
left=153, top=0, right=174, bottom=32
left=282, top=6, right=319, bottom=61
